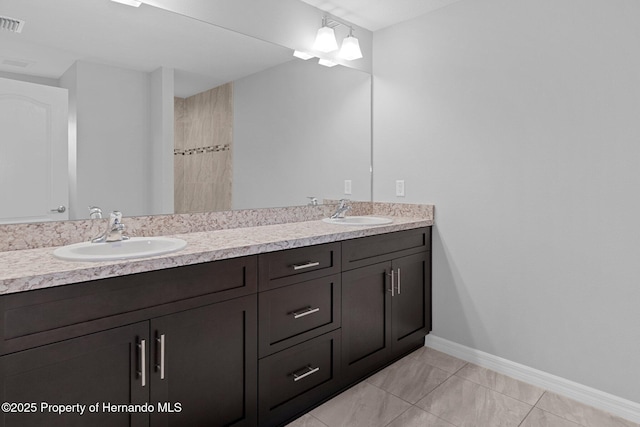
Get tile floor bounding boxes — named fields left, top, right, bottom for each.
left=286, top=347, right=639, bottom=427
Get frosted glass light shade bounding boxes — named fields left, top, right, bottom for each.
left=339, top=36, right=363, bottom=60
left=313, top=26, right=338, bottom=53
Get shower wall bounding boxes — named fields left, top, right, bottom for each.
left=174, top=82, right=233, bottom=213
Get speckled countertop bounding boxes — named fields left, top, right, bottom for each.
left=0, top=216, right=432, bottom=296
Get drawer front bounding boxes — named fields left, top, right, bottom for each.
left=259, top=274, right=341, bottom=357
left=258, top=242, right=341, bottom=291
left=258, top=330, right=341, bottom=427
left=0, top=256, right=257, bottom=354
left=342, top=227, right=431, bottom=270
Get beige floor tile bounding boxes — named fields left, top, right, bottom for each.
left=520, top=408, right=583, bottom=427
left=367, top=352, right=451, bottom=403
left=537, top=392, right=640, bottom=427
left=415, top=375, right=532, bottom=427
left=386, top=406, right=456, bottom=427
left=309, top=381, right=411, bottom=427
left=285, top=413, right=329, bottom=427
left=413, top=346, right=468, bottom=373
left=455, top=363, right=545, bottom=405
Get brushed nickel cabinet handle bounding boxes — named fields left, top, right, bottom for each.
left=137, top=339, right=146, bottom=387
left=292, top=365, right=320, bottom=382
left=397, top=267, right=401, bottom=295
left=155, top=334, right=165, bottom=380
left=291, top=307, right=320, bottom=319
left=50, top=205, right=66, bottom=213
left=292, top=261, right=320, bottom=271
left=388, top=269, right=395, bottom=297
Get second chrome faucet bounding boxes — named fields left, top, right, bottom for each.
left=91, top=210, right=129, bottom=243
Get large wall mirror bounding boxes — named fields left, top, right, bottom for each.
left=0, top=0, right=372, bottom=225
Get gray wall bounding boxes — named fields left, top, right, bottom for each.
left=233, top=59, right=371, bottom=209
left=373, top=0, right=640, bottom=403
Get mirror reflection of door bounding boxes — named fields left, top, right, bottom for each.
left=0, top=77, right=69, bottom=223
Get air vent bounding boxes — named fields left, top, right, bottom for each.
left=0, top=16, right=25, bottom=33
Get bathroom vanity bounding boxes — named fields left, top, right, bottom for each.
left=0, top=220, right=431, bottom=427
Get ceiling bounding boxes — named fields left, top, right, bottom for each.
left=0, top=0, right=292, bottom=97
left=299, top=0, right=466, bottom=31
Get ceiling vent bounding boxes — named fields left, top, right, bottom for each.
left=0, top=16, right=25, bottom=33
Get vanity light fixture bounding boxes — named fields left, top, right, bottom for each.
left=339, top=28, right=363, bottom=60
left=311, top=15, right=363, bottom=61
left=110, top=0, right=142, bottom=7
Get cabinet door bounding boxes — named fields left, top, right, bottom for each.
left=150, top=295, right=257, bottom=427
left=391, top=252, right=431, bottom=356
left=341, top=262, right=392, bottom=384
left=0, top=322, right=149, bottom=427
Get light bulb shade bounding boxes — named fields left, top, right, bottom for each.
left=313, top=26, right=339, bottom=53
left=339, top=36, right=363, bottom=60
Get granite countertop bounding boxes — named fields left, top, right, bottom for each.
left=0, top=216, right=432, bottom=296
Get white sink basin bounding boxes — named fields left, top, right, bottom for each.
left=322, top=216, right=393, bottom=226
left=53, top=237, right=187, bottom=262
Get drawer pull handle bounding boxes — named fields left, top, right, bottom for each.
left=137, top=339, right=146, bottom=387
left=292, top=261, right=320, bottom=271
left=291, top=307, right=320, bottom=319
left=155, top=333, right=165, bottom=380
left=397, top=267, right=401, bottom=295
left=388, top=269, right=395, bottom=297
left=292, top=365, right=320, bottom=382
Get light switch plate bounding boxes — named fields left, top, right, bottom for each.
left=395, top=180, right=405, bottom=197
left=344, top=180, right=352, bottom=195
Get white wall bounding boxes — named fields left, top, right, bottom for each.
left=233, top=59, right=371, bottom=209
left=61, top=61, right=154, bottom=218
left=374, top=0, right=640, bottom=404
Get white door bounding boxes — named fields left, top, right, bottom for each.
left=0, top=77, right=69, bottom=223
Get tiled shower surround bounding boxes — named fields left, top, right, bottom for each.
left=0, top=202, right=433, bottom=252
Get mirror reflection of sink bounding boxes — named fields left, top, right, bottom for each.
left=53, top=237, right=187, bottom=262
left=322, top=216, right=393, bottom=226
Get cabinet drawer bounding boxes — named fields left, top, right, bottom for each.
left=0, top=256, right=257, bottom=354
left=342, top=227, right=431, bottom=270
left=259, top=274, right=341, bottom=357
left=258, top=330, right=341, bottom=427
left=259, top=243, right=341, bottom=290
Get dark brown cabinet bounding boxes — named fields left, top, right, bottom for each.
left=0, top=226, right=431, bottom=427
left=0, top=256, right=258, bottom=427
left=149, top=295, right=257, bottom=427
left=257, top=246, right=343, bottom=427
left=0, top=322, right=149, bottom=427
left=341, top=228, right=431, bottom=385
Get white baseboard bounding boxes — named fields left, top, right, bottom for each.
left=424, top=335, right=640, bottom=424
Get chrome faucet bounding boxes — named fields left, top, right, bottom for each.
left=91, top=211, right=129, bottom=243
left=88, top=206, right=102, bottom=219
left=330, top=199, right=351, bottom=219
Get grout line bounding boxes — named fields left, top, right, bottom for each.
left=453, top=364, right=546, bottom=406
left=381, top=405, right=412, bottom=427
left=517, top=393, right=547, bottom=427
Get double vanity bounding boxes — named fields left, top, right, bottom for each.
left=0, top=206, right=433, bottom=427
